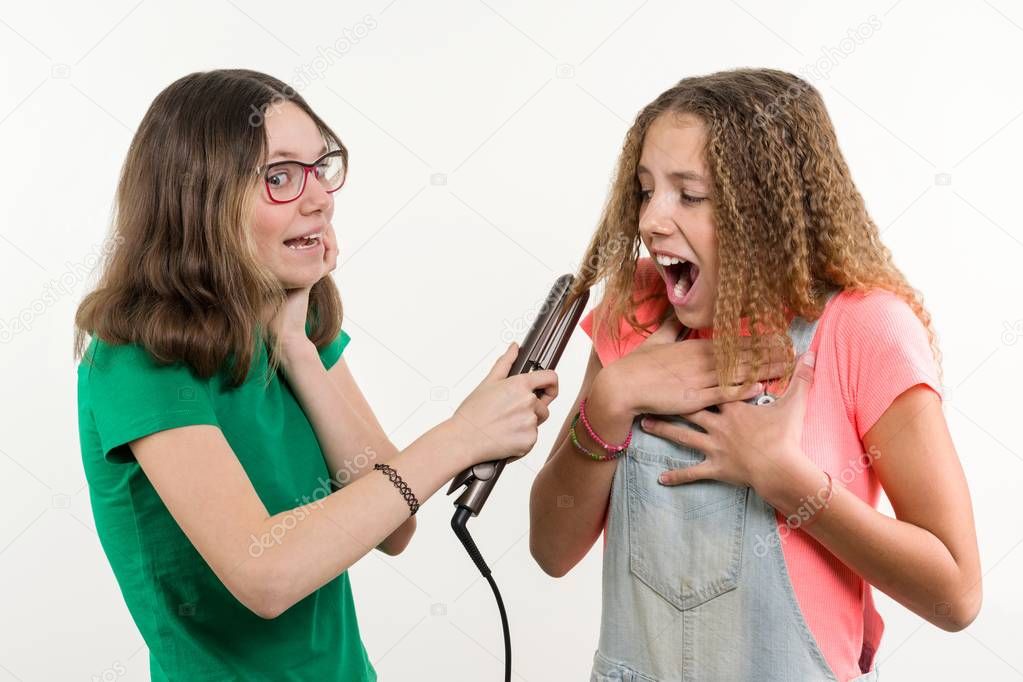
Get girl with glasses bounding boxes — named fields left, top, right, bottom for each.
left=74, top=69, right=558, bottom=681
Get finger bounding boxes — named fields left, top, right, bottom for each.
left=713, top=381, right=766, bottom=404
left=484, top=343, right=519, bottom=382
left=659, top=462, right=717, bottom=486
left=639, top=417, right=714, bottom=452
left=780, top=351, right=816, bottom=416
left=674, top=408, right=719, bottom=431
left=534, top=399, right=550, bottom=425
left=537, top=383, right=558, bottom=408
left=524, top=368, right=558, bottom=394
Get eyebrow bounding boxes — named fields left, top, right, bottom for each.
left=268, top=144, right=329, bottom=162
left=636, top=164, right=707, bottom=183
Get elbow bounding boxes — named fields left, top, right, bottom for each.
left=376, top=542, right=406, bottom=557
left=376, top=533, right=412, bottom=556
left=377, top=518, right=416, bottom=556
left=253, top=598, right=284, bottom=621
left=933, top=585, right=983, bottom=632
left=529, top=537, right=574, bottom=579
left=241, top=577, right=289, bottom=621
left=230, top=557, right=296, bottom=621
left=232, top=582, right=285, bottom=620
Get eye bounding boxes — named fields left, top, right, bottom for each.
left=267, top=170, right=290, bottom=187
left=681, top=193, right=706, bottom=205
left=638, top=188, right=653, bottom=202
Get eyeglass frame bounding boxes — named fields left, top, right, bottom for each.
left=256, top=149, right=348, bottom=204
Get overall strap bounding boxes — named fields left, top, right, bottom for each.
left=787, top=286, right=841, bottom=355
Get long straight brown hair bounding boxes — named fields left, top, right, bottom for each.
left=74, top=69, right=346, bottom=387
left=570, top=68, right=942, bottom=392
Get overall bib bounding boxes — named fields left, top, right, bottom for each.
left=591, top=289, right=880, bottom=681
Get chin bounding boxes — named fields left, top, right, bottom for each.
left=275, top=268, right=322, bottom=291
left=671, top=305, right=712, bottom=331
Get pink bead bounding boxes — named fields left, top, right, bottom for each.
left=579, top=398, right=631, bottom=452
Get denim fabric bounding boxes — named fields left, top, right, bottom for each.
left=591, top=288, right=879, bottom=681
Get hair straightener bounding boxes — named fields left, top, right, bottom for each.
left=447, top=274, right=589, bottom=682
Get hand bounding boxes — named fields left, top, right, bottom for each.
left=606, top=317, right=791, bottom=418
left=321, top=223, right=339, bottom=275
left=640, top=350, right=818, bottom=492
left=269, top=225, right=338, bottom=353
left=451, top=342, right=559, bottom=465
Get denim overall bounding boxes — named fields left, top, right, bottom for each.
left=591, top=289, right=880, bottom=681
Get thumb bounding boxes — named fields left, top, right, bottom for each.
left=484, top=342, right=519, bottom=382
left=780, top=351, right=816, bottom=411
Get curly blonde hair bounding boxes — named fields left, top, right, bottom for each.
left=570, top=67, right=942, bottom=393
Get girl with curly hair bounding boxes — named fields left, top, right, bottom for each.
left=530, top=68, right=979, bottom=681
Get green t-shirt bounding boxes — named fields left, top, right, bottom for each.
left=77, top=328, right=376, bottom=682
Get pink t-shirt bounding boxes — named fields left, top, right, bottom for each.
left=579, top=257, right=943, bottom=681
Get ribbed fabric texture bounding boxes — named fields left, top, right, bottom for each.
left=580, top=257, right=942, bottom=681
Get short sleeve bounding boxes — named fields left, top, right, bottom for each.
left=318, top=328, right=351, bottom=370
left=83, top=340, right=220, bottom=464
left=579, top=258, right=667, bottom=367
left=833, top=290, right=943, bottom=440
left=579, top=301, right=620, bottom=367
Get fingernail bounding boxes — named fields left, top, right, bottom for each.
left=658, top=473, right=668, bottom=484
left=641, top=418, right=651, bottom=430
left=802, top=351, right=816, bottom=367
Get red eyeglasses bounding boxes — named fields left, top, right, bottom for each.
left=258, top=149, right=347, bottom=204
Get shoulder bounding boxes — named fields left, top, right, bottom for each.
left=822, top=287, right=941, bottom=435
left=79, top=333, right=210, bottom=393
left=826, top=287, right=930, bottom=348
left=80, top=335, right=163, bottom=377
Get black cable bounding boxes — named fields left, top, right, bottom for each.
left=451, top=506, right=511, bottom=682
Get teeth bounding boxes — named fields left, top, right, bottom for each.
left=286, top=232, right=322, bottom=249
left=655, top=254, right=687, bottom=267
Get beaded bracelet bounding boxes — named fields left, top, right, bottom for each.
left=374, top=463, right=420, bottom=516
left=569, top=412, right=625, bottom=462
left=578, top=398, right=632, bottom=453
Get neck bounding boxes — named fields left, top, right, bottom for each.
left=688, top=307, right=797, bottom=339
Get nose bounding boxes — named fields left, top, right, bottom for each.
left=638, top=191, right=676, bottom=238
left=299, top=169, right=333, bottom=214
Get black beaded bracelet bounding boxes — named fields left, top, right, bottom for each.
left=374, top=463, right=420, bottom=516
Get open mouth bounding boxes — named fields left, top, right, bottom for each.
left=283, top=231, right=323, bottom=251
left=655, top=253, right=700, bottom=304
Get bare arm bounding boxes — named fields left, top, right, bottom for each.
left=130, top=418, right=472, bottom=619
left=320, top=357, right=415, bottom=555
left=530, top=323, right=781, bottom=577
left=131, top=343, right=556, bottom=619
left=761, top=385, right=982, bottom=631
left=529, top=348, right=628, bottom=577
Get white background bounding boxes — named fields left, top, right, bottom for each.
left=2, top=1, right=1022, bottom=680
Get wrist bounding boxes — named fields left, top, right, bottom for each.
left=590, top=366, right=637, bottom=420
left=757, top=452, right=829, bottom=520
left=437, top=416, right=483, bottom=472
left=278, top=336, right=318, bottom=373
